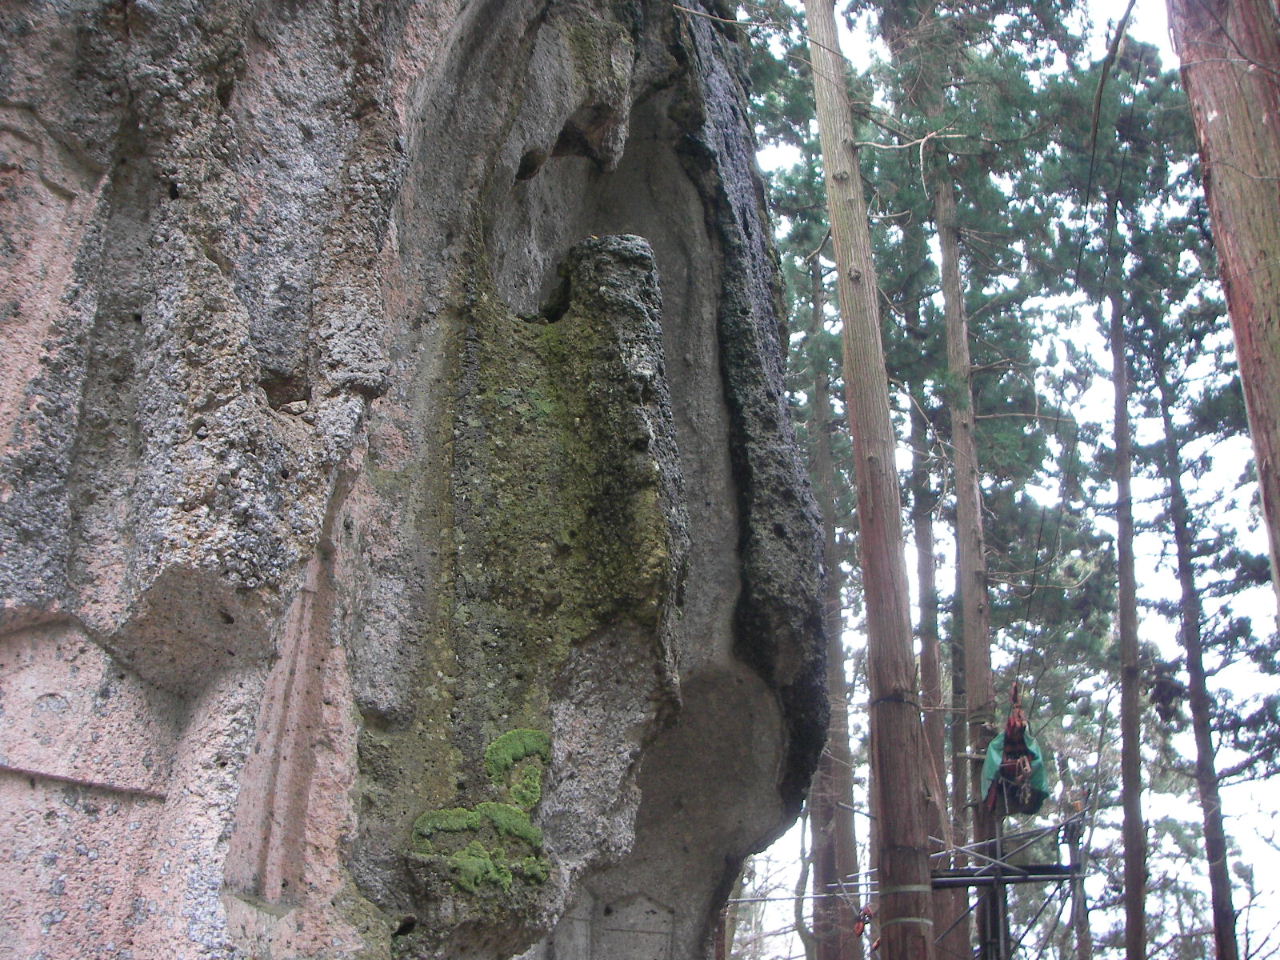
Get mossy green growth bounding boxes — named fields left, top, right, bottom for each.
left=451, top=840, right=514, bottom=893
left=484, top=728, right=551, bottom=787
left=408, top=235, right=680, bottom=908
left=517, top=855, right=550, bottom=884
left=446, top=842, right=553, bottom=894
left=412, top=806, right=481, bottom=851
left=565, top=17, right=632, bottom=97
left=409, top=730, right=552, bottom=895
left=510, top=763, right=543, bottom=810
left=412, top=801, right=542, bottom=848
left=414, top=808, right=481, bottom=839
left=474, top=802, right=543, bottom=846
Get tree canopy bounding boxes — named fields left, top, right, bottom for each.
left=729, top=3, right=1280, bottom=958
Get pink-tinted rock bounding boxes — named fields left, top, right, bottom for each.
left=0, top=1, right=826, bottom=958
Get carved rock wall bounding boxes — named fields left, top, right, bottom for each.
left=0, top=1, right=826, bottom=957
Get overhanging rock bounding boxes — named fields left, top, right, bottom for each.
left=0, top=1, right=826, bottom=957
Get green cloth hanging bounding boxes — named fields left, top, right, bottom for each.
left=981, top=730, right=1051, bottom=815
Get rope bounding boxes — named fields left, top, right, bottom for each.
left=878, top=884, right=934, bottom=896
left=880, top=915, right=935, bottom=928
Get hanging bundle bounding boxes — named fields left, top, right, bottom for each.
left=981, top=683, right=1050, bottom=815
left=854, top=904, right=879, bottom=953
left=853, top=904, right=874, bottom=937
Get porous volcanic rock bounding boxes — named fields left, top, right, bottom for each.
left=0, top=1, right=826, bottom=957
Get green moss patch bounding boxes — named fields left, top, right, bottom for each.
left=410, top=730, right=552, bottom=894
left=484, top=728, right=551, bottom=786
left=451, top=840, right=514, bottom=893
left=510, top=763, right=544, bottom=809
left=439, top=236, right=677, bottom=748
left=474, top=802, right=543, bottom=846
left=403, top=237, right=682, bottom=915
left=414, top=806, right=482, bottom=838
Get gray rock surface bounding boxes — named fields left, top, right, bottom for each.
left=0, top=1, right=826, bottom=957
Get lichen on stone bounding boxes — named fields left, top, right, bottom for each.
left=395, top=230, right=686, bottom=949
left=436, top=232, right=682, bottom=733
left=564, top=17, right=632, bottom=99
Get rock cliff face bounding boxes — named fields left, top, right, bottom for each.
left=0, top=1, right=826, bottom=957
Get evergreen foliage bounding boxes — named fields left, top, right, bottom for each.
left=736, top=1, right=1280, bottom=957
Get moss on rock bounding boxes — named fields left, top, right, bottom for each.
left=413, top=806, right=482, bottom=841
left=474, top=802, right=543, bottom=847
left=565, top=18, right=632, bottom=101
left=398, top=234, right=684, bottom=943
left=409, top=730, right=551, bottom=896
left=483, top=729, right=551, bottom=788
left=450, top=841, right=514, bottom=893
left=439, top=234, right=681, bottom=748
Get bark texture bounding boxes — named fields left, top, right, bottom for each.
left=908, top=304, right=969, bottom=960
left=910, top=389, right=970, bottom=960
left=802, top=0, right=937, bottom=954
left=1109, top=292, right=1146, bottom=960
left=806, top=262, right=863, bottom=960
left=0, top=2, right=826, bottom=958
left=1154, top=359, right=1239, bottom=960
left=1166, top=0, right=1280, bottom=617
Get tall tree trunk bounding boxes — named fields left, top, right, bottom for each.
left=1057, top=757, right=1093, bottom=960
left=949, top=604, right=968, bottom=931
left=1109, top=290, right=1146, bottom=960
left=796, top=812, right=819, bottom=960
left=1153, top=359, right=1240, bottom=960
left=1166, top=0, right=1280, bottom=618
left=807, top=261, right=864, bottom=960
left=802, top=1, right=937, bottom=954
left=909, top=313, right=968, bottom=960
left=878, top=6, right=994, bottom=947
left=932, top=164, right=996, bottom=772
left=930, top=143, right=1000, bottom=959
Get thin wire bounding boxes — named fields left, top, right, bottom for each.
left=1011, top=878, right=1073, bottom=956
left=1028, top=879, right=1075, bottom=960
left=727, top=891, right=874, bottom=904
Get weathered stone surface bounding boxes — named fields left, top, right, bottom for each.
left=0, top=1, right=825, bottom=958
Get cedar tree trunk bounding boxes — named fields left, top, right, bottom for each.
left=802, top=0, right=937, bottom=953
left=1154, top=357, right=1239, bottom=960
left=1166, top=0, right=1280, bottom=618
left=1109, top=289, right=1146, bottom=960
left=807, top=261, right=865, bottom=960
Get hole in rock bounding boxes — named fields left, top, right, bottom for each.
left=259, top=371, right=309, bottom=410
left=394, top=916, right=418, bottom=937
left=537, top=273, right=572, bottom=324
left=515, top=148, right=547, bottom=182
